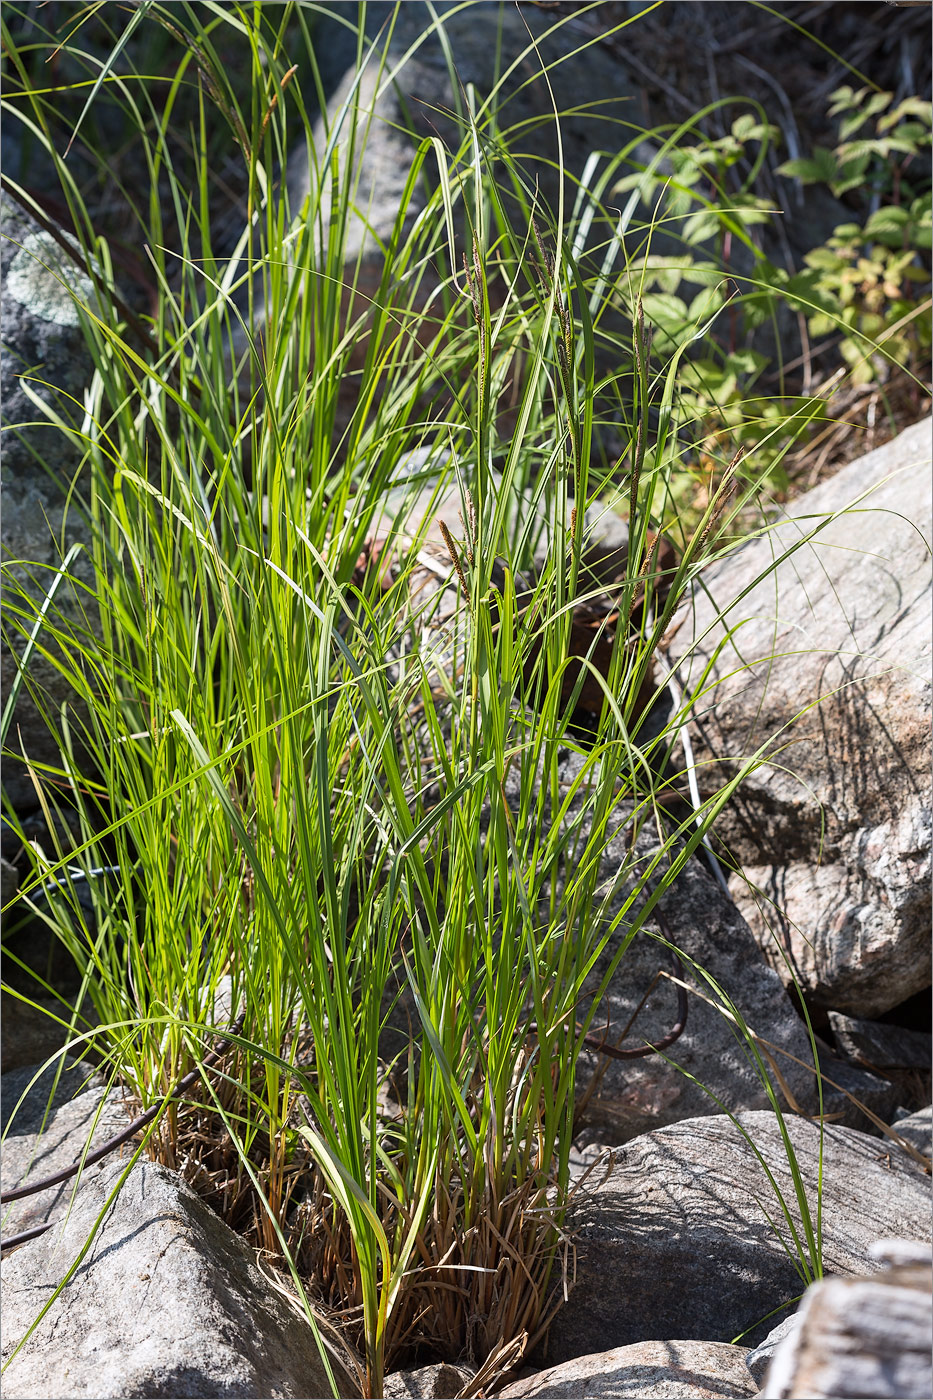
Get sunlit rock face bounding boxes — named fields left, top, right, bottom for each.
left=665, top=418, right=932, bottom=1018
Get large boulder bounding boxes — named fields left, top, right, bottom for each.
left=666, top=418, right=932, bottom=1017
left=297, top=2, right=641, bottom=277
left=501, top=1340, right=757, bottom=1399
left=539, top=1110, right=930, bottom=1363
left=1, top=1156, right=350, bottom=1399
left=1, top=1059, right=128, bottom=1239
left=384, top=1363, right=473, bottom=1398
left=1, top=194, right=100, bottom=812
left=891, top=1105, right=933, bottom=1159
left=828, top=1011, right=932, bottom=1074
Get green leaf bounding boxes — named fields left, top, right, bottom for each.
left=911, top=222, right=932, bottom=252
left=682, top=211, right=724, bottom=244
left=755, top=260, right=790, bottom=290
left=724, top=348, right=768, bottom=378
left=688, top=286, right=724, bottom=323
left=731, top=114, right=779, bottom=145
left=681, top=260, right=727, bottom=288
left=838, top=90, right=891, bottom=140
left=640, top=292, right=689, bottom=334
left=827, top=85, right=859, bottom=116
left=776, top=148, right=837, bottom=184
left=863, top=206, right=909, bottom=245
left=680, top=357, right=728, bottom=392
left=836, top=140, right=888, bottom=164
left=633, top=255, right=692, bottom=295
left=886, top=122, right=933, bottom=149
left=878, top=98, right=933, bottom=133
left=830, top=154, right=872, bottom=197
left=829, top=223, right=863, bottom=244
left=804, top=247, right=847, bottom=272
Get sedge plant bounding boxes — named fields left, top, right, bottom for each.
left=0, top=3, right=883, bottom=1392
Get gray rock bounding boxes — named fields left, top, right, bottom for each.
left=539, top=1111, right=930, bottom=1365
left=1, top=1156, right=350, bottom=1399
left=2, top=1057, right=101, bottom=1134
left=891, top=1105, right=933, bottom=1160
left=571, top=825, right=898, bottom=1143
left=500, top=1340, right=758, bottom=1398
left=745, top=1316, right=800, bottom=1387
left=296, top=3, right=641, bottom=276
left=1, top=853, right=18, bottom=906
left=1, top=199, right=99, bottom=490
left=1, top=1059, right=127, bottom=1239
left=384, top=1362, right=472, bottom=1398
left=803, top=1046, right=901, bottom=1135
left=761, top=1241, right=932, bottom=1399
left=0, top=991, right=85, bottom=1075
left=1, top=194, right=100, bottom=812
left=829, top=1011, right=932, bottom=1072
left=666, top=418, right=933, bottom=1017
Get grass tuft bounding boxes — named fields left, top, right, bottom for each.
left=3, top=4, right=923, bottom=1394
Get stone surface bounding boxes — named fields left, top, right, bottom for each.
left=539, top=1111, right=930, bottom=1365
left=1, top=1059, right=128, bottom=1238
left=384, top=1362, right=472, bottom=1398
left=568, top=813, right=898, bottom=1144
left=744, top=1316, right=800, bottom=1388
left=1, top=193, right=100, bottom=812
left=761, top=1241, right=933, bottom=1399
left=891, top=1104, right=933, bottom=1160
left=829, top=1011, right=932, bottom=1072
left=501, top=1340, right=757, bottom=1398
left=1, top=852, right=18, bottom=906
left=296, top=3, right=640, bottom=276
left=0, top=991, right=80, bottom=1074
left=1, top=1156, right=349, bottom=1399
left=666, top=417, right=933, bottom=1017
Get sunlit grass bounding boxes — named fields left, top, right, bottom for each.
left=4, top=3, right=910, bottom=1393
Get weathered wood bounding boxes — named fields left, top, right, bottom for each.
left=762, top=1242, right=933, bottom=1398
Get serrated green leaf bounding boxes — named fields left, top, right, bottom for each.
left=776, top=147, right=837, bottom=184
left=688, top=286, right=724, bottom=323
left=725, top=348, right=768, bottom=377
left=836, top=141, right=887, bottom=164
left=830, top=223, right=864, bottom=243
left=633, top=255, right=693, bottom=295
left=828, top=85, right=858, bottom=113
left=682, top=211, right=723, bottom=245
left=836, top=90, right=892, bottom=141
left=838, top=109, right=872, bottom=142
left=878, top=98, right=932, bottom=132
left=730, top=113, right=779, bottom=145
left=755, top=260, right=789, bottom=289
left=681, top=261, right=727, bottom=288
left=805, top=247, right=846, bottom=271
left=863, top=206, right=909, bottom=245
left=640, top=292, right=689, bottom=331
